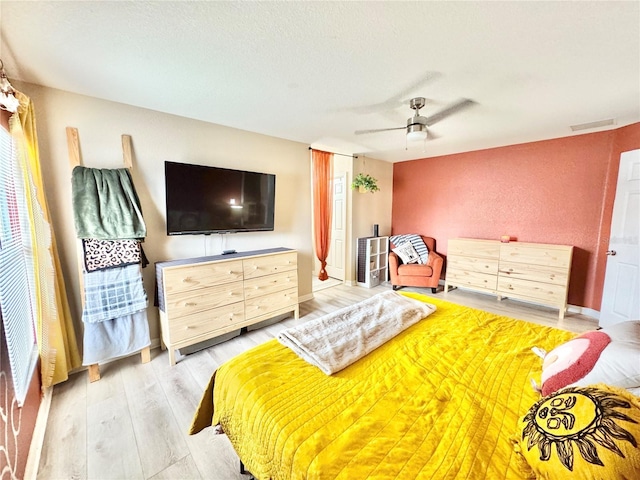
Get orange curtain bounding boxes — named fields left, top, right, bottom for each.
left=312, top=150, right=334, bottom=281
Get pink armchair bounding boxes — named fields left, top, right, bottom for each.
left=389, top=236, right=444, bottom=293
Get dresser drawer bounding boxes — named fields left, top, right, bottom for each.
left=245, top=286, right=298, bottom=320
left=168, top=302, right=245, bottom=344
left=500, top=243, right=572, bottom=268
left=497, top=277, right=567, bottom=304
left=448, top=255, right=499, bottom=275
left=163, top=260, right=244, bottom=294
left=446, top=268, right=497, bottom=292
left=165, top=281, right=245, bottom=318
left=243, top=252, right=297, bottom=280
left=448, top=239, right=500, bottom=259
left=499, top=262, right=568, bottom=286
left=244, top=270, right=298, bottom=300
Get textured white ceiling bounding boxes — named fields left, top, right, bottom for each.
left=1, top=1, right=639, bottom=162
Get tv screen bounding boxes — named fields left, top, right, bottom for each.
left=165, top=161, right=276, bottom=235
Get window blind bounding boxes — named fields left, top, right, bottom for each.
left=0, top=127, right=38, bottom=406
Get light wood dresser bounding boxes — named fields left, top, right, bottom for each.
left=445, top=239, right=573, bottom=319
left=444, top=239, right=501, bottom=294
left=156, top=248, right=298, bottom=365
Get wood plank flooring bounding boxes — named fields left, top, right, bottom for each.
left=37, top=283, right=598, bottom=479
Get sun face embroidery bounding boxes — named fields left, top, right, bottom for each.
left=521, top=386, right=639, bottom=471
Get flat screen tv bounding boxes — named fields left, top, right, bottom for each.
left=165, top=161, right=276, bottom=235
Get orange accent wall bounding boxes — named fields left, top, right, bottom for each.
left=392, top=123, right=640, bottom=311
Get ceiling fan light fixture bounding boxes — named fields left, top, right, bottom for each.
left=406, top=124, right=428, bottom=142
left=355, top=96, right=474, bottom=145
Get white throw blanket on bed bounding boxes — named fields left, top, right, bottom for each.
left=277, top=290, right=436, bottom=374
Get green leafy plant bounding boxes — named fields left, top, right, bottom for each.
left=351, top=173, right=380, bottom=193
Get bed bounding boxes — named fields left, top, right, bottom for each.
left=190, top=292, right=640, bottom=479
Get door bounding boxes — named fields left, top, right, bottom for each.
left=325, top=173, right=346, bottom=280
left=600, top=149, right=640, bottom=327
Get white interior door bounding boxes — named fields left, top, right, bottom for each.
left=600, top=149, right=640, bottom=327
left=325, top=173, right=346, bottom=280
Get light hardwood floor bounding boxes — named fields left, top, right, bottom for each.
left=36, top=283, right=598, bottom=480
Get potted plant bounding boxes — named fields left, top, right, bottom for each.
left=351, top=173, right=380, bottom=193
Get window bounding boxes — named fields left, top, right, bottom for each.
left=0, top=126, right=38, bottom=406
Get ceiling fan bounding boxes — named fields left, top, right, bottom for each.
left=354, top=97, right=476, bottom=142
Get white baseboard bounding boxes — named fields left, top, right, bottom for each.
left=24, top=386, right=53, bottom=480
left=567, top=304, right=600, bottom=320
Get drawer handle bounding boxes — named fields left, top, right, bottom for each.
left=184, top=302, right=196, bottom=307
left=182, top=277, right=191, bottom=283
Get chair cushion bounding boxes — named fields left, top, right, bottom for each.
left=398, top=263, right=434, bottom=277
left=390, top=234, right=429, bottom=264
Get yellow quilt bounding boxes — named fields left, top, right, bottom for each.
left=191, top=293, right=575, bottom=479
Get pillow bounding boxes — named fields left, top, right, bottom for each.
left=513, top=384, right=640, bottom=479
left=539, top=321, right=640, bottom=396
left=391, top=242, right=420, bottom=264
left=389, top=234, right=429, bottom=264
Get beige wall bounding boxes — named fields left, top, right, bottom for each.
left=18, top=82, right=313, bottom=346
left=351, top=156, right=393, bottom=237
left=351, top=156, right=393, bottom=282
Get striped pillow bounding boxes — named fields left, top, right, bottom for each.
left=389, top=234, right=429, bottom=264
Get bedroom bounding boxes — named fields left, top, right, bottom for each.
left=0, top=1, right=639, bottom=479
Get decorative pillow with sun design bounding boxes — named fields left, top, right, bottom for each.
left=514, top=384, right=640, bottom=479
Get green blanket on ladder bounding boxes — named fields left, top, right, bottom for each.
left=72, top=166, right=146, bottom=240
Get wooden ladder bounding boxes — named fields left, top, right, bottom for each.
left=66, top=127, right=151, bottom=382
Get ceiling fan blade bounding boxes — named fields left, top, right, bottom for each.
left=424, top=98, right=476, bottom=126
left=426, top=127, right=440, bottom=140
left=394, top=71, right=442, bottom=104
left=354, top=126, right=406, bottom=135
left=345, top=71, right=442, bottom=115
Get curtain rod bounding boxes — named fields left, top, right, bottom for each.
left=308, top=147, right=358, bottom=159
